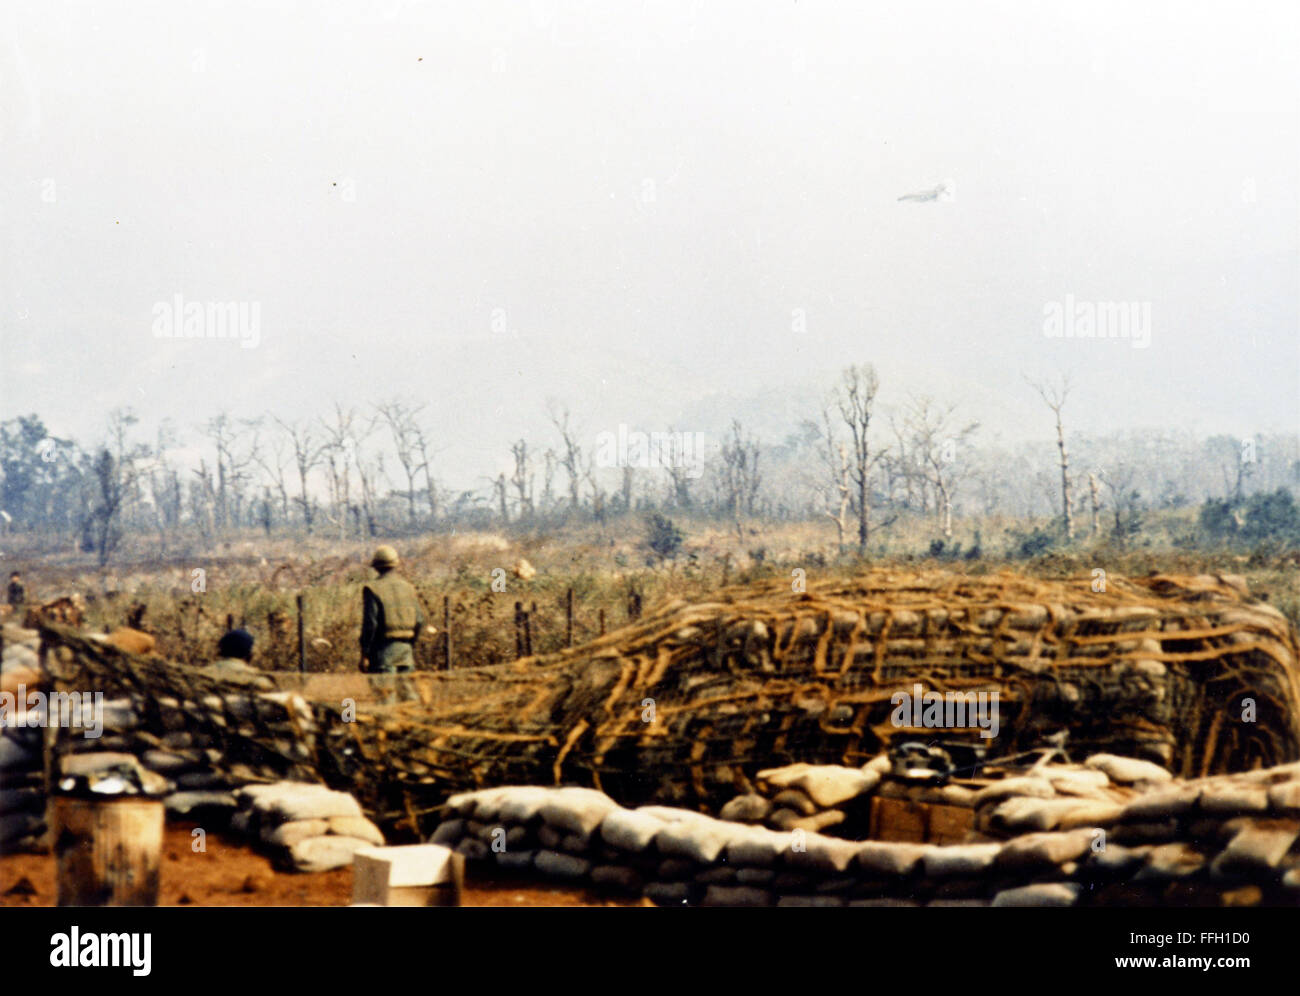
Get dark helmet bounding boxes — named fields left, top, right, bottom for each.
left=370, top=545, right=400, bottom=569
left=217, top=628, right=255, bottom=661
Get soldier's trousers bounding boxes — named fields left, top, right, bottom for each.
left=368, top=641, right=415, bottom=673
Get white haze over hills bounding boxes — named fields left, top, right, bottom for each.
left=0, top=0, right=1296, bottom=492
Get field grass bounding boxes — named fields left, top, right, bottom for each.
left=6, top=508, right=1297, bottom=674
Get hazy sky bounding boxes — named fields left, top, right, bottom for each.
left=2, top=1, right=1297, bottom=488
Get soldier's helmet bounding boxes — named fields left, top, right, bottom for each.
left=217, top=628, right=255, bottom=661
left=371, top=545, right=400, bottom=569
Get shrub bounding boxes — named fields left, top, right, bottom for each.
left=645, top=513, right=684, bottom=561
left=1014, top=526, right=1056, bottom=558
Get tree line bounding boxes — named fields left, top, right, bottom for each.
left=2, top=365, right=1297, bottom=564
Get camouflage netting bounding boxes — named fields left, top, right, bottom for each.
left=39, top=570, right=1300, bottom=834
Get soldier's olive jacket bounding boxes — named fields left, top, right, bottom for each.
left=360, top=571, right=425, bottom=659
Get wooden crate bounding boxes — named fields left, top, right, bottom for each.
left=869, top=795, right=974, bottom=844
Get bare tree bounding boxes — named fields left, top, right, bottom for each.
left=1026, top=373, right=1075, bottom=541
left=88, top=447, right=124, bottom=566
left=620, top=465, right=635, bottom=514
left=204, top=412, right=259, bottom=531
left=1087, top=471, right=1103, bottom=538
left=106, top=407, right=147, bottom=531
left=254, top=427, right=292, bottom=524
left=902, top=396, right=979, bottom=539
left=719, top=419, right=762, bottom=541
left=493, top=472, right=508, bottom=523
left=547, top=402, right=584, bottom=512
left=1100, top=463, right=1143, bottom=545
left=319, top=404, right=358, bottom=539
left=272, top=416, right=323, bottom=534
left=509, top=439, right=533, bottom=520
left=835, top=363, right=889, bottom=554
left=412, top=422, right=440, bottom=523
left=351, top=415, right=384, bottom=538
left=377, top=400, right=426, bottom=527
left=813, top=407, right=852, bottom=553
left=663, top=424, right=696, bottom=510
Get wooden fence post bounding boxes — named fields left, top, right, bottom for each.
left=514, top=601, right=524, bottom=659
left=443, top=595, right=452, bottom=670
left=565, top=588, right=574, bottom=648
left=296, top=593, right=305, bottom=673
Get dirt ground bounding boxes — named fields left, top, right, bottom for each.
left=0, top=823, right=644, bottom=908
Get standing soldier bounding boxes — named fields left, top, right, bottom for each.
left=7, top=572, right=25, bottom=609
left=360, top=545, right=424, bottom=674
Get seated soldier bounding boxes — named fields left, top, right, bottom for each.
left=201, top=628, right=273, bottom=689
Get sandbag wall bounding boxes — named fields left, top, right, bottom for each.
left=1, top=628, right=46, bottom=853
left=430, top=760, right=1300, bottom=906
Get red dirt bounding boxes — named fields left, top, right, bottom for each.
left=0, top=824, right=644, bottom=908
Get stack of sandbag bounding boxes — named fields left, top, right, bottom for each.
left=429, top=762, right=1300, bottom=906
left=0, top=723, right=45, bottom=853
left=719, top=757, right=890, bottom=836
left=970, top=753, right=1165, bottom=837
left=1, top=625, right=48, bottom=853
left=229, top=782, right=384, bottom=872
left=56, top=689, right=317, bottom=824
